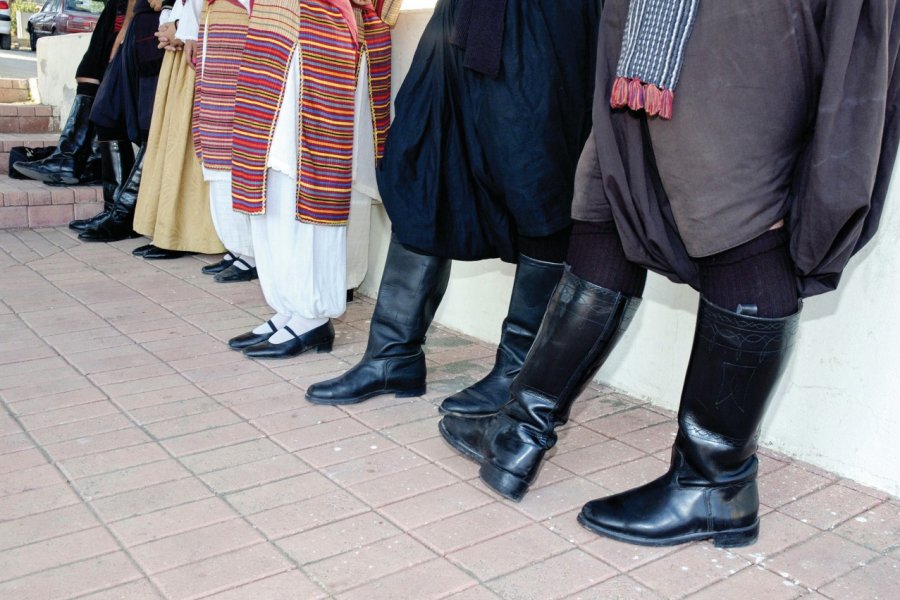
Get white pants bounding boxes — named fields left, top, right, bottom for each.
left=207, top=174, right=253, bottom=257
left=251, top=170, right=347, bottom=319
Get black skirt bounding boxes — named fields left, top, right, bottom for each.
left=377, top=0, right=600, bottom=262
left=90, top=3, right=163, bottom=143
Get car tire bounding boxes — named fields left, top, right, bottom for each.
left=29, top=31, right=37, bottom=52
left=0, top=34, right=10, bottom=51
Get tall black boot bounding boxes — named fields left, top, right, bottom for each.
left=69, top=141, right=135, bottom=231
left=77, top=137, right=103, bottom=185
left=79, top=144, right=146, bottom=242
left=13, top=95, right=95, bottom=185
left=439, top=255, right=564, bottom=417
left=306, top=237, right=451, bottom=405
left=578, top=298, right=800, bottom=548
left=440, top=269, right=641, bottom=501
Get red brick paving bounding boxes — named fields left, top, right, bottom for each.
left=0, top=227, right=897, bottom=599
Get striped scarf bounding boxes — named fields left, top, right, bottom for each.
left=231, top=0, right=394, bottom=225
left=610, top=0, right=700, bottom=120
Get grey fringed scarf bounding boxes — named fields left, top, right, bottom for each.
left=611, top=0, right=700, bottom=119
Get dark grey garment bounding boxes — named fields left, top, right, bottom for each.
left=573, top=0, right=900, bottom=297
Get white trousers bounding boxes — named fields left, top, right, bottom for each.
left=207, top=175, right=253, bottom=257
left=251, top=170, right=347, bottom=319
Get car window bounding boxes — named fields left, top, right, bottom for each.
left=65, top=0, right=104, bottom=14
left=45, top=0, right=61, bottom=13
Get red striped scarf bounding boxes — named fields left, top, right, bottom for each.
left=192, top=0, right=250, bottom=171
left=231, top=0, right=394, bottom=226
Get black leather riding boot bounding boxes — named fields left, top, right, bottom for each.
left=579, top=298, right=800, bottom=548
left=440, top=269, right=640, bottom=501
left=79, top=144, right=145, bottom=242
left=13, top=95, right=95, bottom=185
left=439, top=255, right=564, bottom=417
left=306, top=237, right=451, bottom=405
left=69, top=140, right=135, bottom=231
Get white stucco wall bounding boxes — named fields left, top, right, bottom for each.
left=36, top=33, right=92, bottom=125
left=363, top=6, right=900, bottom=497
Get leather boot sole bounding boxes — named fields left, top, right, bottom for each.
left=576, top=511, right=760, bottom=548
left=305, top=383, right=425, bottom=406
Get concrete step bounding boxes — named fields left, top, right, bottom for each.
left=0, top=172, right=103, bottom=230
left=0, top=79, right=32, bottom=104
left=0, top=103, right=59, bottom=134
left=0, top=133, right=61, bottom=175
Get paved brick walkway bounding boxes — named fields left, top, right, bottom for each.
left=1, top=227, right=898, bottom=600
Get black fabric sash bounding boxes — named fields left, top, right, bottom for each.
left=449, top=0, right=507, bottom=78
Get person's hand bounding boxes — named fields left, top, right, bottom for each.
left=109, top=28, right=126, bottom=62
left=156, top=22, right=183, bottom=51
left=184, top=40, right=198, bottom=70
left=156, top=22, right=176, bottom=49
left=149, top=0, right=164, bottom=11
left=167, top=37, right=185, bottom=52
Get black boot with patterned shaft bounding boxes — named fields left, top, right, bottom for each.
left=578, top=298, right=800, bottom=548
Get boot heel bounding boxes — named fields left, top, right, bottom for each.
left=480, top=462, right=529, bottom=502
left=395, top=386, right=426, bottom=398
left=712, top=523, right=759, bottom=548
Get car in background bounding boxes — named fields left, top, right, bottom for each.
left=27, top=0, right=103, bottom=51
left=0, top=1, right=12, bottom=51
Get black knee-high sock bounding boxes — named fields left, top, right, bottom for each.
left=517, top=227, right=571, bottom=263
left=566, top=220, right=647, bottom=297
left=697, top=229, right=799, bottom=318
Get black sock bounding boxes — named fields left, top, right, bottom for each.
left=518, top=227, right=571, bottom=263
left=697, top=229, right=798, bottom=318
left=76, top=82, right=99, bottom=97
left=566, top=220, right=647, bottom=297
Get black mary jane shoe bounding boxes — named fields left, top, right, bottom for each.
left=132, top=243, right=155, bottom=257
left=142, top=246, right=195, bottom=260
left=214, top=257, right=259, bottom=283
left=201, top=254, right=236, bottom=275
left=228, top=320, right=277, bottom=350
left=243, top=321, right=335, bottom=359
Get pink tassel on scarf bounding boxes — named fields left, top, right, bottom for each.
left=609, top=78, right=675, bottom=120
left=610, top=77, right=629, bottom=109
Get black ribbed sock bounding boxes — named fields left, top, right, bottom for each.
left=567, top=220, right=647, bottom=297
left=697, top=228, right=798, bottom=318
left=518, top=226, right=571, bottom=263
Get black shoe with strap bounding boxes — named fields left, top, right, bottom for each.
left=243, top=321, right=335, bottom=359
left=305, top=237, right=451, bottom=405
left=439, top=254, right=564, bottom=418
left=142, top=246, right=196, bottom=260
left=202, top=253, right=236, bottom=275
left=578, top=298, right=801, bottom=548
left=228, top=319, right=277, bottom=350
left=439, top=269, right=641, bottom=501
left=214, top=257, right=258, bottom=282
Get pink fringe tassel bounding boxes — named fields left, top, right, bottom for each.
left=610, top=77, right=675, bottom=120
left=660, top=89, right=674, bottom=120
left=610, top=77, right=629, bottom=108
left=627, top=79, right=644, bottom=110
left=644, top=84, right=662, bottom=116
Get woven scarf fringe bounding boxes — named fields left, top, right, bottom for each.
left=610, top=76, right=674, bottom=120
